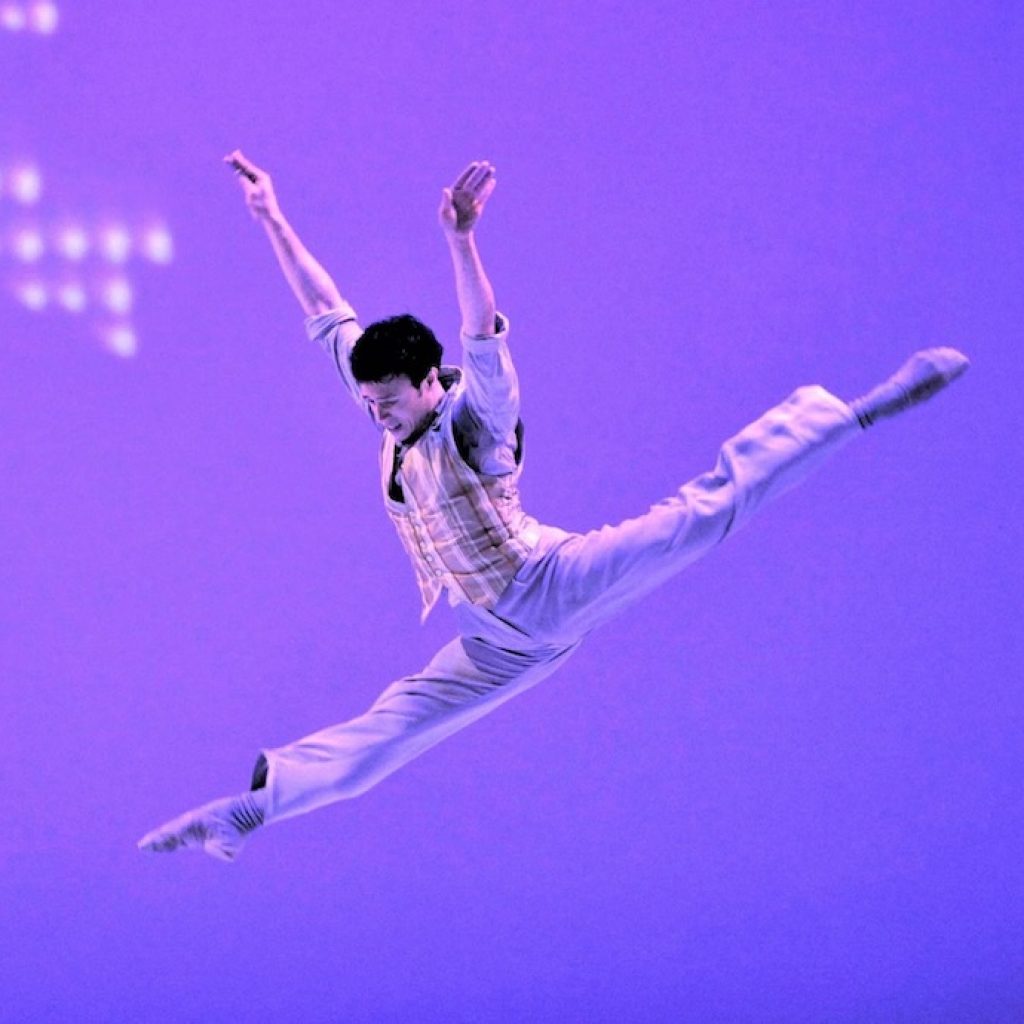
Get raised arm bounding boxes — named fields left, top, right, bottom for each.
left=438, top=161, right=498, bottom=338
left=440, top=162, right=522, bottom=467
left=225, top=149, right=345, bottom=318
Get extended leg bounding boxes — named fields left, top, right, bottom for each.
left=496, top=349, right=967, bottom=644
left=494, top=384, right=861, bottom=642
left=138, top=634, right=577, bottom=860
left=258, top=635, right=576, bottom=824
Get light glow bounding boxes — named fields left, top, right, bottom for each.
left=1, top=148, right=172, bottom=358
left=97, top=224, right=131, bottom=263
left=103, top=323, right=137, bottom=358
left=15, top=279, right=47, bottom=310
left=100, top=276, right=132, bottom=314
left=56, top=280, right=86, bottom=312
left=0, top=1, right=58, bottom=33
left=9, top=165, right=42, bottom=204
left=27, top=0, right=58, bottom=33
left=0, top=3, right=26, bottom=31
left=55, top=224, right=89, bottom=261
left=12, top=227, right=44, bottom=262
left=140, top=224, right=174, bottom=264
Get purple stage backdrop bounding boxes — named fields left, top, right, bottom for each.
left=2, top=2, right=1021, bottom=1022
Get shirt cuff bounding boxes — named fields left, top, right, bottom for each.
left=304, top=302, right=359, bottom=344
left=460, top=311, right=509, bottom=350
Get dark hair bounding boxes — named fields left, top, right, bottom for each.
left=350, top=314, right=443, bottom=387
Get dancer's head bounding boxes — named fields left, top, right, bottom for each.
left=351, top=314, right=445, bottom=442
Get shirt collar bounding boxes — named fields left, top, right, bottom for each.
left=398, top=365, right=461, bottom=450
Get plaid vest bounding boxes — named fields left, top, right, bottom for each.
left=381, top=402, right=537, bottom=621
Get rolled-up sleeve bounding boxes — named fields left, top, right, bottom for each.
left=455, top=312, right=522, bottom=476
left=304, top=303, right=368, bottom=414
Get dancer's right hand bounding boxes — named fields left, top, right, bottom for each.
left=224, top=149, right=282, bottom=223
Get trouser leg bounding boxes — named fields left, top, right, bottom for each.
left=495, top=385, right=859, bottom=641
left=259, top=635, right=578, bottom=824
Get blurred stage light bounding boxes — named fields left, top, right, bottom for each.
left=103, top=323, right=137, bottom=358
left=97, top=224, right=131, bottom=263
left=9, top=165, right=42, bottom=204
left=2, top=149, right=170, bottom=357
left=0, top=3, right=26, bottom=31
left=14, top=279, right=47, bottom=310
left=27, top=0, right=57, bottom=33
left=56, top=280, right=86, bottom=312
left=1, top=1, right=58, bottom=33
left=11, top=227, right=44, bottom=261
left=54, top=224, right=89, bottom=260
left=99, top=276, right=132, bottom=314
left=140, top=224, right=174, bottom=264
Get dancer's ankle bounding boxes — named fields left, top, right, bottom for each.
left=230, top=789, right=266, bottom=834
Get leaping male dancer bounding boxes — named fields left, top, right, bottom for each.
left=139, top=151, right=968, bottom=861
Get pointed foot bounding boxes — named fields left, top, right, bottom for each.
left=852, top=348, right=970, bottom=427
left=138, top=791, right=265, bottom=863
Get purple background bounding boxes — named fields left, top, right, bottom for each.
left=2, top=2, right=1021, bottom=1021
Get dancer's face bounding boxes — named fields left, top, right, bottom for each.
left=360, top=370, right=441, bottom=444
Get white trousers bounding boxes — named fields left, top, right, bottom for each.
left=261, top=386, right=859, bottom=823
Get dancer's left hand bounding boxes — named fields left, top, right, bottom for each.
left=439, top=160, right=497, bottom=237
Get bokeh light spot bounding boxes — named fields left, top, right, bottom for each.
left=98, top=224, right=131, bottom=263
left=12, top=227, right=45, bottom=262
left=140, top=224, right=174, bottom=264
left=100, top=276, right=132, bottom=314
left=0, top=3, right=26, bottom=31
left=9, top=165, right=42, bottom=204
left=55, top=224, right=89, bottom=260
left=27, top=0, right=58, bottom=33
left=104, top=323, right=137, bottom=358
left=56, top=280, right=86, bottom=313
left=15, top=279, right=48, bottom=310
